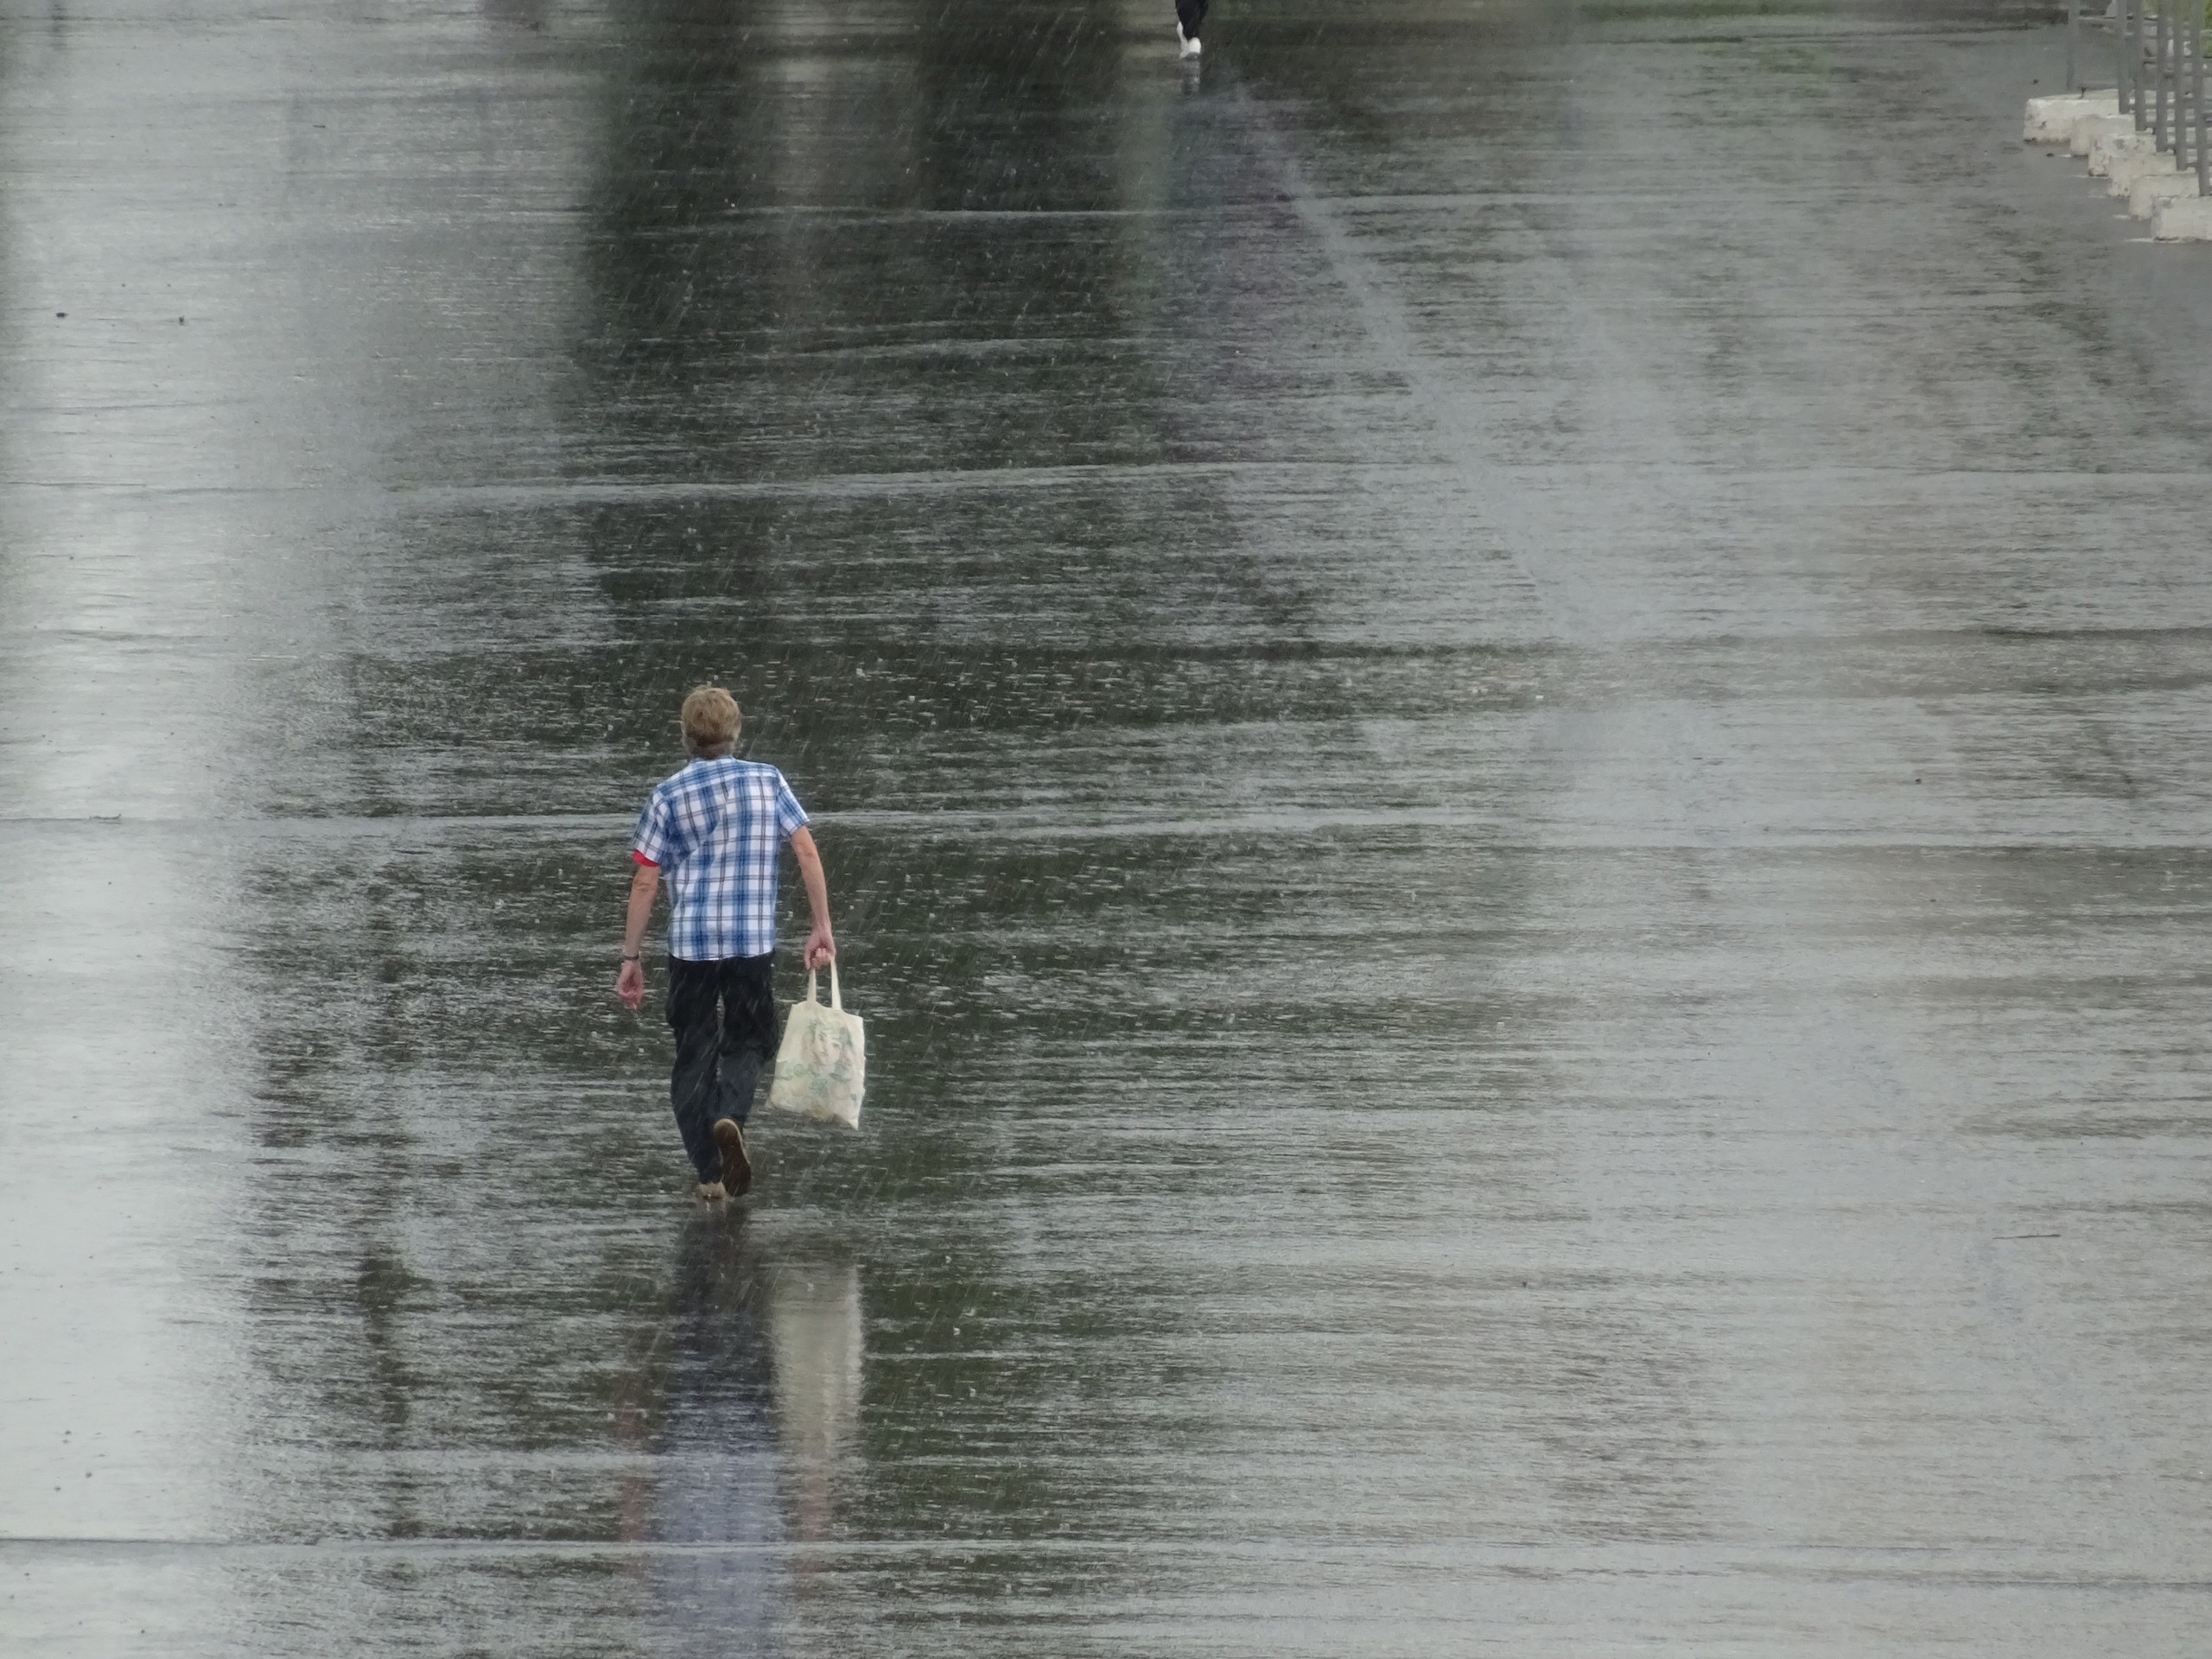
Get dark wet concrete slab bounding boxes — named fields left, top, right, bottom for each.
left=3, top=0, right=2210, bottom=1652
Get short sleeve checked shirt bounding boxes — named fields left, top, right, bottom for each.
left=632, top=758, right=810, bottom=962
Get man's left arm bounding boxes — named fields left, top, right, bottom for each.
left=787, top=827, right=836, bottom=971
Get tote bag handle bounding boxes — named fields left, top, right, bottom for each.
left=801, top=962, right=843, bottom=1013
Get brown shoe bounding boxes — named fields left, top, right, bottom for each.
left=713, top=1118, right=752, bottom=1196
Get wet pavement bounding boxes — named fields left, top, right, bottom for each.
left=4, top=0, right=2212, bottom=1651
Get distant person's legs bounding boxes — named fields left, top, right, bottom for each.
left=1176, top=0, right=1207, bottom=54
left=666, top=956, right=728, bottom=1188
left=667, top=952, right=779, bottom=1194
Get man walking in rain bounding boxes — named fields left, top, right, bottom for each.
left=616, top=685, right=836, bottom=1199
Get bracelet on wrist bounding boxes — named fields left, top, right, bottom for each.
left=620, top=952, right=639, bottom=962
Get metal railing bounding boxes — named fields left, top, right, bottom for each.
left=2101, top=1, right=2211, bottom=198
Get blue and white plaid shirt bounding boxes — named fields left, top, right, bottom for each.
left=632, top=758, right=810, bottom=962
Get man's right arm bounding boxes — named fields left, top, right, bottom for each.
left=615, top=858, right=659, bottom=1009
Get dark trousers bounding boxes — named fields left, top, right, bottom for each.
left=665, top=953, right=777, bottom=1182
left=1177, top=0, right=1207, bottom=37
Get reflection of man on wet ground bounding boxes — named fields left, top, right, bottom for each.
left=628, top=1212, right=783, bottom=1641
left=618, top=1213, right=864, bottom=1634
left=617, top=685, right=836, bottom=1200
left=1176, top=0, right=1208, bottom=57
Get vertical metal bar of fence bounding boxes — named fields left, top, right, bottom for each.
left=2123, top=0, right=2141, bottom=120
left=2198, top=5, right=2211, bottom=195
left=2156, top=4, right=2171, bottom=151
left=2154, top=1, right=2166, bottom=137
left=2194, top=3, right=2212, bottom=194
left=2139, top=0, right=2152, bottom=129
left=2180, top=4, right=2196, bottom=175
left=2139, top=1, right=2153, bottom=130
left=2178, top=3, right=2190, bottom=161
left=2185, top=3, right=2202, bottom=179
left=2198, top=5, right=2208, bottom=178
left=2118, top=0, right=2132, bottom=116
left=2194, top=7, right=2212, bottom=194
left=2067, top=0, right=2080, bottom=94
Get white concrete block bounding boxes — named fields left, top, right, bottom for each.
left=2152, top=195, right=2212, bottom=239
left=2106, top=148, right=2180, bottom=194
left=2071, top=112, right=2139, bottom=156
left=2088, top=128, right=2160, bottom=176
left=2129, top=169, right=2201, bottom=219
left=2024, top=88, right=2119, bottom=143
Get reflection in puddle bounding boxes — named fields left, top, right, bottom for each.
left=766, top=1259, right=865, bottom=1547
left=625, top=1214, right=862, bottom=1647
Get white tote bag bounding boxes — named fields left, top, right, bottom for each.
left=766, top=963, right=865, bottom=1129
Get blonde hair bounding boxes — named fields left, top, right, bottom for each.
left=680, top=684, right=741, bottom=756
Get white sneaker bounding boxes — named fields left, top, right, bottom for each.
left=1179, top=30, right=1201, bottom=58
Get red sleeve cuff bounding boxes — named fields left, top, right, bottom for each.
left=631, top=849, right=659, bottom=868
